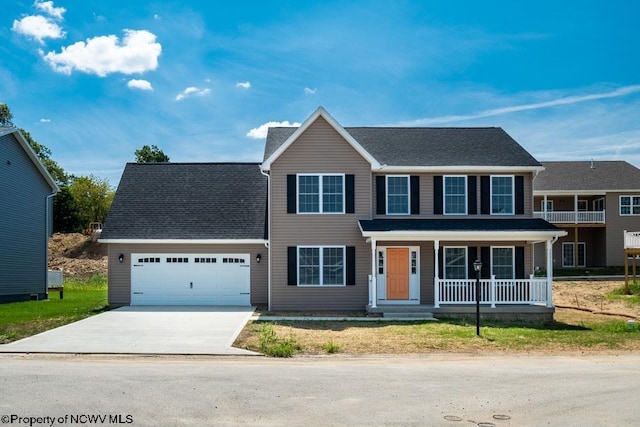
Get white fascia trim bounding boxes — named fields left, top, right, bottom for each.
left=534, top=190, right=640, bottom=196
left=374, top=165, right=543, bottom=173
left=98, top=239, right=268, bottom=245
left=360, top=230, right=567, bottom=242
left=261, top=106, right=380, bottom=171
left=2, top=128, right=59, bottom=193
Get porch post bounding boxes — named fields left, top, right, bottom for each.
left=490, top=275, right=496, bottom=308
left=543, top=194, right=548, bottom=220
left=434, top=240, right=440, bottom=308
left=546, top=238, right=554, bottom=308
left=370, top=238, right=377, bottom=308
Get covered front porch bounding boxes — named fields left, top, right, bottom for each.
left=359, top=218, right=567, bottom=317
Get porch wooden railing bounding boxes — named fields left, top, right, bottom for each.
left=533, top=210, right=605, bottom=224
left=435, top=275, right=550, bottom=307
left=624, top=230, right=640, bottom=249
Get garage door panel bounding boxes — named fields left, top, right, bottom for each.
left=131, top=253, right=250, bottom=306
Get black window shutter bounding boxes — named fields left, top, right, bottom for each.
left=376, top=176, right=386, bottom=215
left=438, top=249, right=444, bottom=279
left=515, top=176, right=524, bottom=215
left=433, top=176, right=443, bottom=215
left=410, top=176, right=420, bottom=214
left=480, top=246, right=491, bottom=279
left=287, top=175, right=296, bottom=214
left=346, top=246, right=356, bottom=286
left=467, top=246, right=478, bottom=279
left=345, top=174, right=355, bottom=214
left=515, top=246, right=525, bottom=279
left=480, top=176, right=490, bottom=215
left=287, top=247, right=297, bottom=285
left=468, top=176, right=477, bottom=215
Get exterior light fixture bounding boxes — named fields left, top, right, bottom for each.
left=118, top=253, right=125, bottom=263
left=256, top=253, right=262, bottom=263
left=473, top=259, right=483, bottom=336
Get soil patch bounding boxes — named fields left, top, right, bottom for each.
left=48, top=233, right=108, bottom=278
left=553, top=280, right=640, bottom=319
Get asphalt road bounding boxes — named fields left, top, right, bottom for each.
left=0, top=354, right=638, bottom=426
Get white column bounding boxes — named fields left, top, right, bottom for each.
left=434, top=240, right=440, bottom=308
left=543, top=194, right=548, bottom=220
left=574, top=194, right=579, bottom=224
left=370, top=238, right=377, bottom=308
left=546, top=239, right=554, bottom=308
left=490, top=275, right=496, bottom=308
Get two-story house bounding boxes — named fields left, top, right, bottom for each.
left=532, top=161, right=640, bottom=270
left=101, top=107, right=565, bottom=320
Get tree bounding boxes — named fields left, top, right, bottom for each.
left=135, top=144, right=170, bottom=162
left=68, top=175, right=115, bottom=225
left=53, top=185, right=82, bottom=232
left=0, top=103, right=14, bottom=126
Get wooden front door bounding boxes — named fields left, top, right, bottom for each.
left=386, top=248, right=409, bottom=300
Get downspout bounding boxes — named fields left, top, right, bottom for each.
left=45, top=193, right=56, bottom=294
left=260, top=167, right=272, bottom=311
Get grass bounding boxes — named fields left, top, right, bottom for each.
left=257, top=323, right=301, bottom=357
left=536, top=266, right=625, bottom=277
left=607, top=281, right=640, bottom=303
left=235, top=309, right=640, bottom=355
left=0, top=273, right=109, bottom=344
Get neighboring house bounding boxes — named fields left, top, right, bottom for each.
left=101, top=108, right=566, bottom=320
left=533, top=161, right=640, bottom=269
left=0, top=127, right=59, bottom=303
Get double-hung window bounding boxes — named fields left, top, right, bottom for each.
left=620, top=196, right=640, bottom=216
left=444, top=176, right=467, bottom=215
left=444, top=247, right=467, bottom=279
left=298, top=246, right=345, bottom=286
left=491, top=176, right=514, bottom=215
left=387, top=176, right=409, bottom=215
left=491, top=247, right=514, bottom=279
left=297, top=174, right=344, bottom=213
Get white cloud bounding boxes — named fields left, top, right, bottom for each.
left=153, top=14, right=161, bottom=20
left=175, top=86, right=210, bottom=101
left=236, top=81, right=251, bottom=89
left=246, top=121, right=301, bottom=139
left=12, top=15, right=65, bottom=43
left=304, top=87, right=317, bottom=95
left=402, top=85, right=640, bottom=126
left=35, top=1, right=66, bottom=20
left=39, top=118, right=51, bottom=123
left=42, top=29, right=162, bottom=76
left=127, top=79, right=153, bottom=91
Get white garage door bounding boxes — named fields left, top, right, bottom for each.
left=131, top=253, right=250, bottom=306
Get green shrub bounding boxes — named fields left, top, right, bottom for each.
left=258, top=323, right=300, bottom=357
left=323, top=339, right=341, bottom=354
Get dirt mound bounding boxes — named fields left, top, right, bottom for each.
left=48, top=233, right=108, bottom=278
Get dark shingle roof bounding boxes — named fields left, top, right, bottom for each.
left=264, top=126, right=541, bottom=167
left=534, top=161, right=640, bottom=192
left=101, top=163, right=267, bottom=240
left=359, top=218, right=561, bottom=232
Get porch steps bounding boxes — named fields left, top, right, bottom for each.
left=382, top=312, right=436, bottom=320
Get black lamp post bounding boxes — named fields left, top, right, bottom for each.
left=473, top=259, right=483, bottom=336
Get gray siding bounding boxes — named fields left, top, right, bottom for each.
left=107, top=243, right=268, bottom=306
left=373, top=172, right=534, bottom=218
left=269, top=116, right=372, bottom=310
left=606, top=192, right=640, bottom=266
left=0, top=133, right=53, bottom=301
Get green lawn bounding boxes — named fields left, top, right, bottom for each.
left=0, top=274, right=108, bottom=344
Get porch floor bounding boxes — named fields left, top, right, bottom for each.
left=367, top=304, right=555, bottom=322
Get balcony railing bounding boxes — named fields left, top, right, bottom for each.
left=434, top=276, right=550, bottom=308
left=533, top=210, right=605, bottom=224
left=624, top=231, right=640, bottom=249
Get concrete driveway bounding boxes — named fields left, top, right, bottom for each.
left=0, top=306, right=258, bottom=355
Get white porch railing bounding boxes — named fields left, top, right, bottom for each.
left=436, top=275, right=550, bottom=307
left=533, top=211, right=605, bottom=224
left=624, top=230, right=640, bottom=249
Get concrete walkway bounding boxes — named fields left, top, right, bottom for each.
left=0, top=306, right=259, bottom=355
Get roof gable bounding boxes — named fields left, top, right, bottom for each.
left=101, top=163, right=267, bottom=240
left=0, top=127, right=59, bottom=192
left=261, top=107, right=380, bottom=171
left=534, top=161, right=640, bottom=193
left=262, top=109, right=541, bottom=171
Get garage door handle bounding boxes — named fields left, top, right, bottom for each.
left=240, top=292, right=249, bottom=295
left=133, top=292, right=143, bottom=295
left=190, top=282, right=193, bottom=289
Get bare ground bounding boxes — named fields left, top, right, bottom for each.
left=553, top=280, right=639, bottom=320
left=48, top=233, right=108, bottom=278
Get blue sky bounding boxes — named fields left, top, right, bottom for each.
left=2, top=0, right=639, bottom=186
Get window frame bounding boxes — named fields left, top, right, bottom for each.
left=443, top=246, right=468, bottom=280
left=490, top=175, right=515, bottom=215
left=541, top=200, right=553, bottom=211
left=296, top=173, right=345, bottom=214
left=593, top=197, right=605, bottom=212
left=491, top=246, right=515, bottom=279
left=562, top=242, right=586, bottom=268
left=619, top=195, right=640, bottom=216
left=297, top=246, right=346, bottom=287
left=443, top=175, right=467, bottom=215
left=386, top=175, right=410, bottom=215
